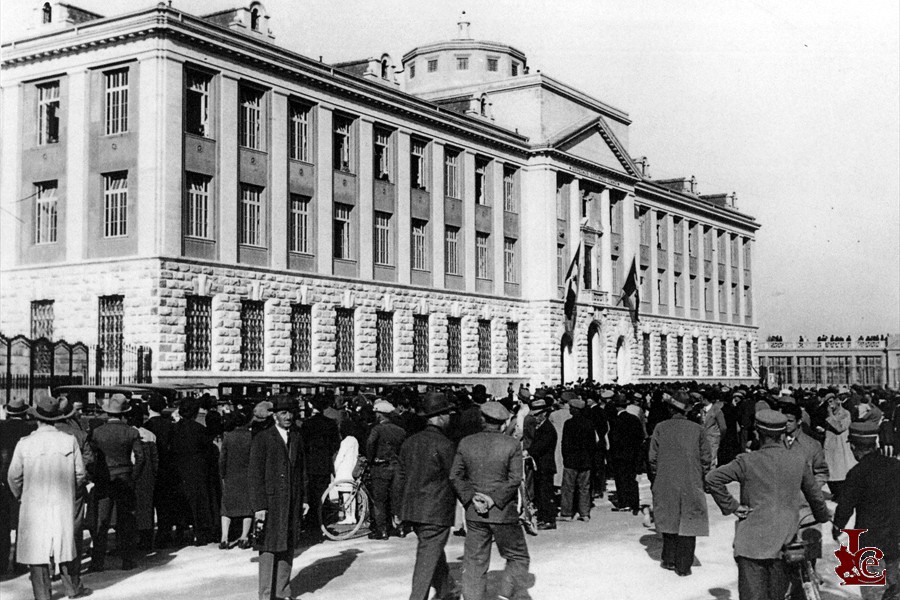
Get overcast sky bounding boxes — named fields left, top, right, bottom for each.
left=3, top=0, right=898, bottom=340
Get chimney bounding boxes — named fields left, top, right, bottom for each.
left=457, top=11, right=471, bottom=39
left=633, top=156, right=650, bottom=177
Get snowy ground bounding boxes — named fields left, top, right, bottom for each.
left=1, top=478, right=861, bottom=600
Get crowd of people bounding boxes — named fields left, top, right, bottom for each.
left=1, top=379, right=898, bottom=600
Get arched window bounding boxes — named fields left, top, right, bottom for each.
left=42, top=2, right=52, bottom=24
left=479, top=96, right=488, bottom=117
left=250, top=7, right=260, bottom=31
left=381, top=59, right=389, bottom=80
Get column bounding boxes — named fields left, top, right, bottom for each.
left=396, top=131, right=411, bottom=285
left=598, top=188, right=611, bottom=296
left=724, top=230, right=733, bottom=320
left=463, top=150, right=476, bottom=292
left=219, top=74, right=239, bottom=264
left=65, top=71, right=87, bottom=262
left=682, top=220, right=691, bottom=315
left=358, top=118, right=374, bottom=278
left=697, top=223, right=707, bottom=314
left=315, top=104, right=333, bottom=274
left=519, top=166, right=557, bottom=300
left=710, top=226, right=720, bottom=320
left=649, top=209, right=659, bottom=315
left=270, top=91, right=288, bottom=270
left=666, top=214, right=675, bottom=315
left=137, top=56, right=165, bottom=256
left=622, top=192, right=637, bottom=301
left=492, top=159, right=505, bottom=295
left=736, top=235, right=746, bottom=325
left=430, top=141, right=445, bottom=286
left=568, top=176, right=581, bottom=273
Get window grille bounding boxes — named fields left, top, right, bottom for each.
left=239, top=87, right=262, bottom=149
left=37, top=81, right=60, bottom=144
left=504, top=238, right=517, bottom=284
left=185, top=173, right=211, bottom=239
left=506, top=322, right=518, bottom=374
left=445, top=227, right=460, bottom=275
left=447, top=317, right=461, bottom=373
left=239, top=185, right=263, bottom=246
left=289, top=194, right=311, bottom=253
left=477, top=319, right=491, bottom=374
left=103, top=172, right=128, bottom=237
left=30, top=300, right=54, bottom=339
left=444, top=150, right=460, bottom=198
left=503, top=166, right=517, bottom=212
left=413, top=315, right=429, bottom=373
left=487, top=58, right=498, bottom=72
left=733, top=340, right=739, bottom=374
left=475, top=159, right=488, bottom=205
left=290, top=103, right=311, bottom=162
left=185, top=295, right=211, bottom=370
left=676, top=336, right=684, bottom=376
left=98, top=295, right=124, bottom=370
left=706, top=337, right=713, bottom=376
left=583, top=245, right=593, bottom=289
left=427, top=59, right=438, bottom=72
left=456, top=56, right=469, bottom=70
left=476, top=232, right=489, bottom=279
left=333, top=115, right=353, bottom=172
left=692, top=338, right=700, bottom=376
left=659, top=334, right=668, bottom=376
left=376, top=311, right=393, bottom=372
left=720, top=341, right=728, bottom=377
left=374, top=128, right=392, bottom=181
left=34, top=181, right=58, bottom=244
left=374, top=212, right=391, bottom=265
left=410, top=139, right=427, bottom=190
left=642, top=333, right=651, bottom=375
left=290, top=304, right=311, bottom=371
left=335, top=308, right=354, bottom=372
left=611, top=257, right=619, bottom=291
left=105, top=69, right=128, bottom=135
left=240, top=300, right=264, bottom=371
left=411, top=219, right=427, bottom=270
left=746, top=341, right=753, bottom=376
left=333, top=203, right=352, bottom=259
left=185, top=71, right=210, bottom=137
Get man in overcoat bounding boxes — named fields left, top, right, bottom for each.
left=365, top=400, right=407, bottom=539
left=559, top=396, right=596, bottom=521
left=250, top=395, right=308, bottom=600
left=648, top=392, right=712, bottom=576
left=699, top=390, right=727, bottom=466
left=450, top=402, right=530, bottom=600
left=608, top=394, right=644, bottom=514
left=397, top=391, right=459, bottom=600
left=528, top=398, right=557, bottom=530
left=144, top=393, right=181, bottom=547
left=300, top=398, right=341, bottom=535
left=0, top=397, right=36, bottom=575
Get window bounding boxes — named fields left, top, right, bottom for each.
left=656, top=216, right=666, bottom=250
left=673, top=219, right=684, bottom=250
left=704, top=228, right=713, bottom=261
left=732, top=284, right=739, bottom=316
left=610, top=200, right=621, bottom=233
left=692, top=338, right=700, bottom=376
left=444, top=149, right=460, bottom=198
left=34, top=181, right=58, bottom=244
left=718, top=282, right=725, bottom=313
left=657, top=272, right=666, bottom=305
left=413, top=315, right=429, bottom=373
left=557, top=245, right=565, bottom=288
left=409, top=63, right=416, bottom=79
left=333, top=203, right=352, bottom=259
left=185, top=296, right=211, bottom=371
left=690, top=276, right=699, bottom=307
left=611, top=256, right=620, bottom=291
left=333, top=115, right=353, bottom=172
left=445, top=226, right=460, bottom=275
left=503, top=166, right=517, bottom=212
left=717, top=233, right=726, bottom=263
left=826, top=356, right=851, bottom=385
left=427, top=59, right=438, bottom=73
left=721, top=341, right=729, bottom=376
left=743, top=240, right=752, bottom=269
left=98, top=295, right=124, bottom=370
left=250, top=7, right=260, bottom=30
left=511, top=62, right=519, bottom=76
left=185, top=173, right=211, bottom=239
left=798, top=356, right=821, bottom=385
left=674, top=279, right=681, bottom=307
left=733, top=340, right=740, bottom=375
left=103, top=172, right=128, bottom=238
left=30, top=300, right=54, bottom=339
left=104, top=69, right=129, bottom=135
left=335, top=308, right=354, bottom=372
left=745, top=286, right=753, bottom=317
left=374, top=127, right=392, bottom=181
left=289, top=102, right=312, bottom=162
left=676, top=336, right=684, bottom=376
left=239, top=184, right=263, bottom=246
left=37, top=81, right=60, bottom=144
left=642, top=333, right=651, bottom=375
left=476, top=232, right=490, bottom=279
left=376, top=311, right=393, bottom=372
left=447, top=317, right=461, bottom=373
left=456, top=56, right=469, bottom=70
left=688, top=225, right=696, bottom=255
left=659, top=334, right=668, bottom=376
left=239, top=86, right=262, bottom=149
left=478, top=319, right=491, bottom=373
left=507, top=322, right=519, bottom=373
left=856, top=356, right=882, bottom=386
left=42, top=2, right=51, bottom=23
left=504, top=238, right=517, bottom=284
left=706, top=338, right=713, bottom=376
left=410, top=138, right=427, bottom=190
left=704, top=279, right=711, bottom=311
left=746, top=342, right=753, bottom=377
left=583, top=244, right=593, bottom=289
left=289, top=194, right=311, bottom=254
left=640, top=267, right=649, bottom=302
left=240, top=300, right=264, bottom=371
left=581, top=190, right=590, bottom=219
left=475, top=158, right=489, bottom=205
left=639, top=210, right=650, bottom=245
left=374, top=211, right=392, bottom=265
left=185, top=71, right=211, bottom=137
left=487, top=58, right=498, bottom=72
left=411, top=219, right=427, bottom=270
left=290, top=304, right=311, bottom=371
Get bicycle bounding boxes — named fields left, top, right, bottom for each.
left=783, top=518, right=823, bottom=600
left=319, top=470, right=371, bottom=541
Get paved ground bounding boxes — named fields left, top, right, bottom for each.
left=1, top=478, right=862, bottom=600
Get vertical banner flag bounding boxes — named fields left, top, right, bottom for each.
left=617, top=257, right=640, bottom=323
left=563, top=241, right=582, bottom=336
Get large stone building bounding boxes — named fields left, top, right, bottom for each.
left=0, top=2, right=760, bottom=392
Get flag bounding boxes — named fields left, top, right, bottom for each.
left=617, top=257, right=640, bottom=323
left=563, top=241, right=582, bottom=335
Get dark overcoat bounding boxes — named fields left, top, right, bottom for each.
left=300, top=413, right=340, bottom=477
left=561, top=412, right=597, bottom=470
left=249, top=426, right=307, bottom=553
left=648, top=415, right=711, bottom=537
left=450, top=430, right=522, bottom=524
left=219, top=426, right=253, bottom=517
left=833, top=452, right=900, bottom=561
left=170, top=418, right=216, bottom=531
left=609, top=410, right=645, bottom=468
left=397, top=425, right=456, bottom=526
left=530, top=419, right=557, bottom=474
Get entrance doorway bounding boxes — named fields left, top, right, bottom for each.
left=560, top=334, right=575, bottom=385
left=587, top=323, right=603, bottom=383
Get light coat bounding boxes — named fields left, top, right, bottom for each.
left=823, top=406, right=856, bottom=481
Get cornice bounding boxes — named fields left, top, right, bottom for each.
left=401, top=39, right=527, bottom=64
left=635, top=180, right=760, bottom=232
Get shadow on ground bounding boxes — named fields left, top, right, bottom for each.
left=289, top=548, right=362, bottom=596
left=447, top=560, right=536, bottom=600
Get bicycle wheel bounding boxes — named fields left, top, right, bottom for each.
left=801, top=562, right=821, bottom=600
left=320, top=480, right=368, bottom=541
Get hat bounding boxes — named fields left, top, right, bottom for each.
left=732, top=389, right=746, bottom=398
left=561, top=390, right=579, bottom=403
left=323, top=407, right=341, bottom=421
left=517, top=387, right=531, bottom=403
left=57, top=396, right=77, bottom=420
left=529, top=398, right=552, bottom=414
left=569, top=398, right=586, bottom=410
left=837, top=385, right=851, bottom=396
left=252, top=400, right=273, bottom=421
left=373, top=400, right=396, bottom=414
left=613, top=394, right=628, bottom=408
left=5, top=397, right=29, bottom=415
left=472, top=384, right=488, bottom=404
left=533, top=388, right=547, bottom=400
left=823, top=392, right=837, bottom=401
left=689, top=391, right=703, bottom=402
left=270, top=395, right=295, bottom=413
left=418, top=392, right=454, bottom=418
left=755, top=409, right=787, bottom=433
left=147, top=394, right=168, bottom=414
left=29, top=392, right=68, bottom=422
left=480, top=401, right=510, bottom=423
left=600, top=389, right=614, bottom=400
left=780, top=388, right=793, bottom=397
left=848, top=422, right=880, bottom=443
left=103, top=393, right=132, bottom=414
left=664, top=393, right=689, bottom=413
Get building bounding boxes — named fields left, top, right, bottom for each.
left=0, top=2, right=760, bottom=393
left=759, top=335, right=900, bottom=389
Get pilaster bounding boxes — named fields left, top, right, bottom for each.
left=270, top=91, right=288, bottom=270
left=358, top=118, right=374, bottom=278
left=219, top=74, right=239, bottom=265
left=316, top=105, right=333, bottom=274
left=396, top=131, right=411, bottom=285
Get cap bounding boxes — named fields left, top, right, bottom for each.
left=417, top=392, right=454, bottom=418
left=529, top=398, right=552, bottom=414
left=480, top=401, right=511, bottom=423
left=755, top=409, right=787, bottom=433
left=848, top=421, right=880, bottom=443
left=780, top=388, right=793, bottom=397
left=373, top=400, right=396, bottom=414
left=253, top=400, right=273, bottom=421
left=569, top=398, right=586, bottom=410
left=613, top=394, right=628, bottom=408
left=600, top=389, right=614, bottom=400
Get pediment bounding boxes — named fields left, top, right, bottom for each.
left=548, top=117, right=639, bottom=177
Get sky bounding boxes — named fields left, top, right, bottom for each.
left=2, top=0, right=898, bottom=340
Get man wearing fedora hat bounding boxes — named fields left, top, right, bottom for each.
left=0, top=397, right=37, bottom=575
left=7, top=392, right=89, bottom=599
left=366, top=400, right=407, bottom=540
left=528, top=396, right=557, bottom=530
left=397, top=391, right=460, bottom=600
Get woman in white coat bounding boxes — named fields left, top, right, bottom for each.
left=331, top=420, right=360, bottom=524
left=822, top=393, right=856, bottom=503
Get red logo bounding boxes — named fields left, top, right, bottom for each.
left=834, top=529, right=886, bottom=586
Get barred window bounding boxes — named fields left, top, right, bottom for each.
left=374, top=211, right=392, bottom=266
left=290, top=304, right=311, bottom=371
left=239, top=86, right=262, bottom=149
left=30, top=300, right=54, bottom=339
left=374, top=127, right=392, bottom=182
left=642, top=333, right=651, bottom=375
left=98, top=295, right=124, bottom=370
left=185, top=173, right=211, bottom=239
left=676, top=335, right=684, bottom=376
left=456, top=56, right=469, bottom=70
left=733, top=340, right=739, bottom=375
left=103, top=172, right=128, bottom=237
left=413, top=315, right=429, bottom=373
left=475, top=158, right=488, bottom=205
left=335, top=308, right=354, bottom=372
left=659, top=334, right=668, bottom=376
left=185, top=295, right=211, bottom=370
left=487, top=58, right=498, bottom=72
left=240, top=300, right=264, bottom=371
left=504, top=238, right=517, bottom=284
left=721, top=341, right=728, bottom=377
left=289, top=102, right=312, bottom=162
left=185, top=70, right=211, bottom=137
left=37, top=81, right=60, bottom=145
left=746, top=341, right=753, bottom=376
left=376, top=311, right=393, bottom=372
left=104, top=69, right=128, bottom=135
left=447, top=317, right=461, bottom=373
left=333, top=203, right=352, bottom=259
left=34, top=181, right=58, bottom=244
left=477, top=319, right=491, bottom=374
left=289, top=194, right=311, bottom=254
left=444, top=150, right=460, bottom=199
left=333, top=115, right=353, bottom=172
left=692, top=337, right=700, bottom=376
left=410, top=138, right=427, bottom=190
left=706, top=337, right=713, bottom=376
left=411, top=219, right=427, bottom=271
left=476, top=232, right=490, bottom=279
left=239, top=184, right=263, bottom=246
left=445, top=226, right=460, bottom=275
left=427, top=59, right=438, bottom=72
left=506, top=322, right=518, bottom=374
left=503, top=166, right=517, bottom=212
